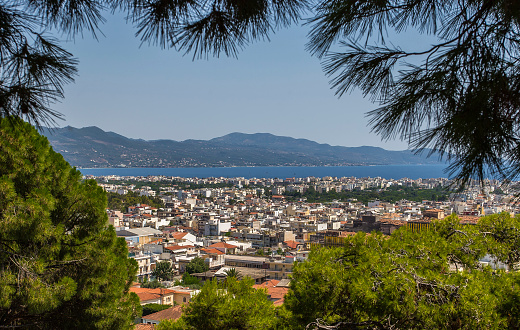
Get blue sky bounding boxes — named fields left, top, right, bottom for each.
left=53, top=11, right=411, bottom=150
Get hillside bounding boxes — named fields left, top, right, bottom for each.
left=41, top=126, right=444, bottom=168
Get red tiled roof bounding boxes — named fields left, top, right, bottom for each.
left=130, top=287, right=176, bottom=296
left=133, top=292, right=161, bottom=302
left=142, top=305, right=183, bottom=322
left=254, top=280, right=280, bottom=288
left=165, top=245, right=194, bottom=251
left=253, top=280, right=289, bottom=303
left=208, top=242, right=238, bottom=249
left=200, top=248, right=225, bottom=255
left=164, top=245, right=183, bottom=251
left=273, top=297, right=285, bottom=306
left=459, top=215, right=480, bottom=224
left=266, top=287, right=289, bottom=300
left=283, top=240, right=299, bottom=249
left=171, top=232, right=188, bottom=240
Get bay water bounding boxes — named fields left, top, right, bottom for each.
left=79, top=165, right=450, bottom=180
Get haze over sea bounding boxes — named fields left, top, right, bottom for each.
left=79, top=165, right=450, bottom=180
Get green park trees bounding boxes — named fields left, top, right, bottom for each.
left=0, top=118, right=141, bottom=328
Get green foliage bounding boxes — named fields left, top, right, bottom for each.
left=174, top=272, right=203, bottom=290
left=284, top=185, right=451, bottom=204
left=176, top=273, right=202, bottom=289
left=142, top=304, right=172, bottom=317
left=185, top=257, right=209, bottom=274
left=141, top=279, right=166, bottom=289
left=308, top=0, right=520, bottom=184
left=106, top=191, right=164, bottom=212
left=478, top=213, right=520, bottom=270
left=284, top=214, right=520, bottom=329
left=153, top=261, right=175, bottom=281
left=160, top=278, right=278, bottom=330
left=0, top=4, right=78, bottom=126
left=157, top=317, right=190, bottom=330
left=0, top=118, right=140, bottom=328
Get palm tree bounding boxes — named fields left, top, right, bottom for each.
left=224, top=268, right=241, bottom=280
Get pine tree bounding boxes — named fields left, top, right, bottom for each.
left=284, top=214, right=520, bottom=329
left=158, top=277, right=277, bottom=330
left=0, top=117, right=141, bottom=329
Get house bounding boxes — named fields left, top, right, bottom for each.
left=204, top=218, right=232, bottom=236
left=164, top=244, right=196, bottom=255
left=207, top=242, right=238, bottom=254
left=130, top=252, right=160, bottom=281
left=199, top=248, right=226, bottom=269
left=130, top=287, right=176, bottom=306
left=117, top=227, right=162, bottom=246
left=423, top=208, right=445, bottom=220
left=265, top=258, right=293, bottom=280
left=169, top=232, right=198, bottom=246
left=170, top=288, right=196, bottom=305
left=140, top=305, right=183, bottom=325
left=282, top=240, right=304, bottom=251
left=225, top=255, right=268, bottom=269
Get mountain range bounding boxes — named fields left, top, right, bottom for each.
left=41, top=126, right=444, bottom=168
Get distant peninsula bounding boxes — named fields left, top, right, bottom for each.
left=41, top=126, right=444, bottom=168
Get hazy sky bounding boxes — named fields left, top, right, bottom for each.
left=52, top=11, right=411, bottom=150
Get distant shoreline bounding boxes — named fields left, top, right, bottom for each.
left=78, top=163, right=442, bottom=170
left=79, top=164, right=450, bottom=180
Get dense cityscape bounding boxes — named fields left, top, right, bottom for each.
left=87, top=173, right=519, bottom=326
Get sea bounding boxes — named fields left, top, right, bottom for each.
left=79, top=165, right=451, bottom=180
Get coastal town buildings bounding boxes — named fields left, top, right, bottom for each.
left=97, top=174, right=517, bottom=326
